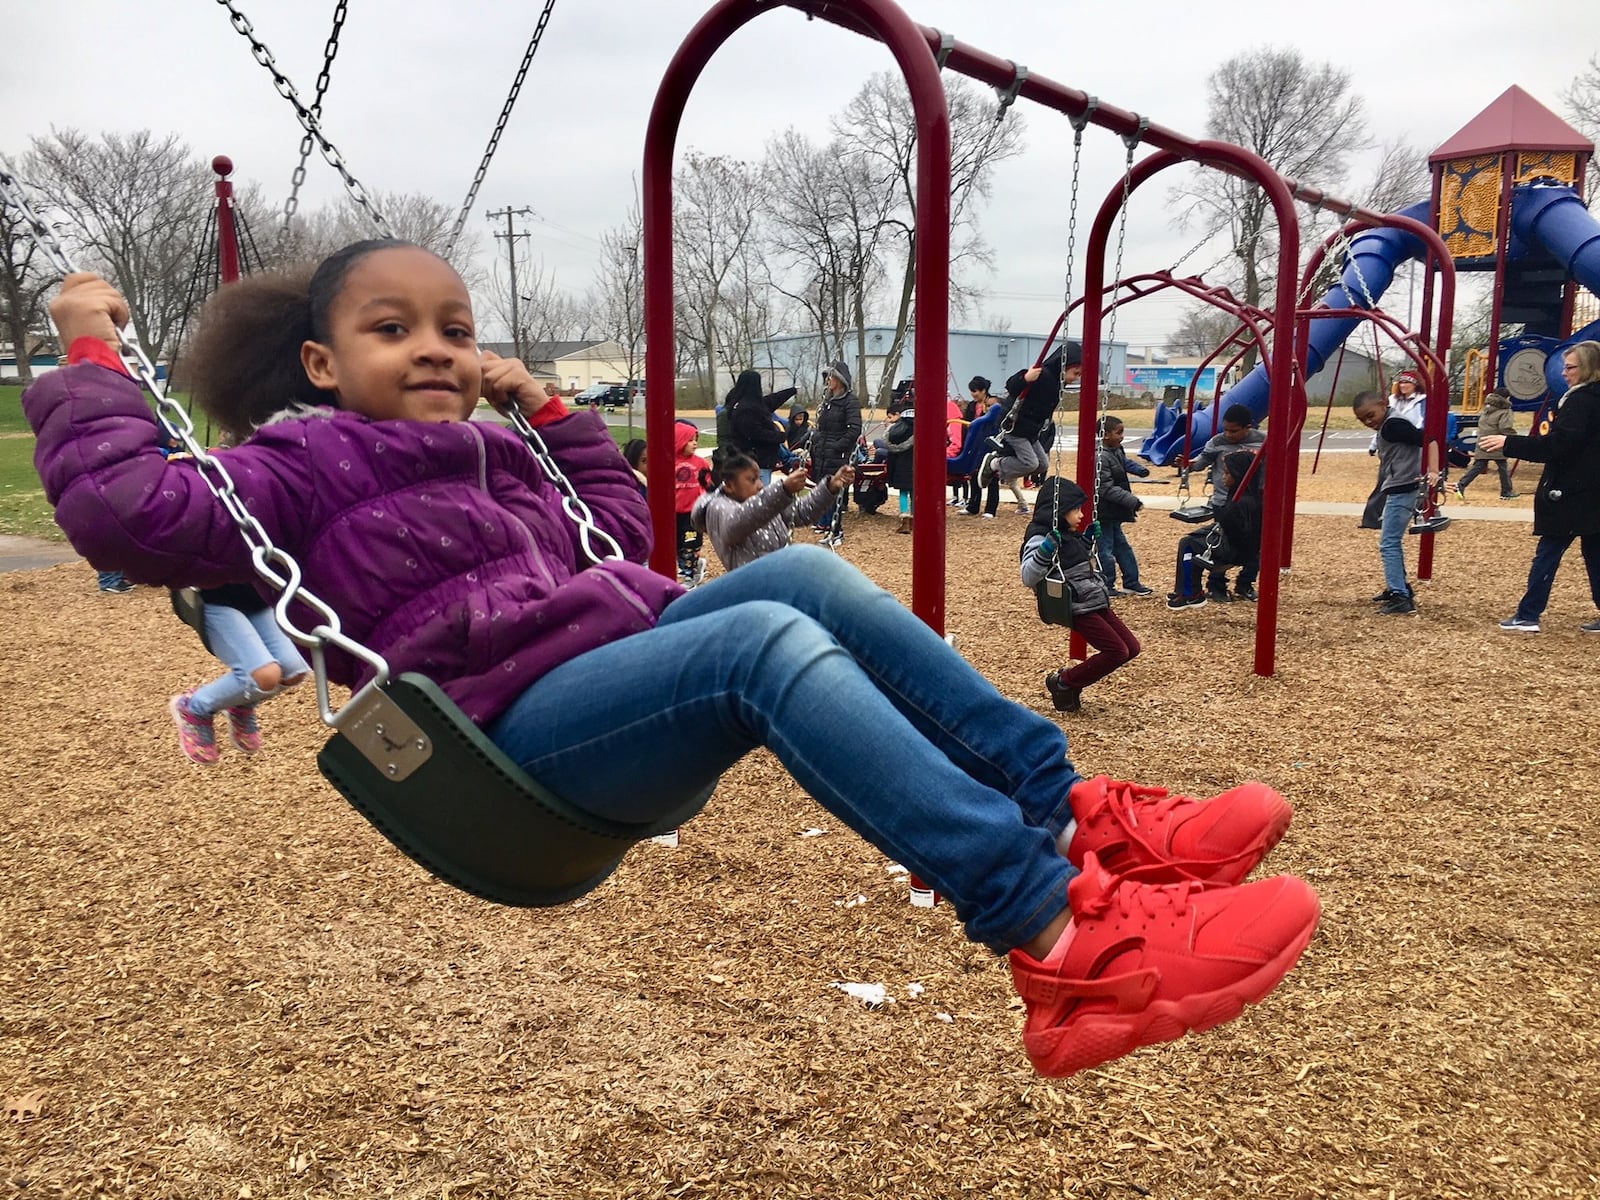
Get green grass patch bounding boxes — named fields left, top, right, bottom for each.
left=0, top=383, right=34, bottom=435
left=0, top=434, right=60, bottom=540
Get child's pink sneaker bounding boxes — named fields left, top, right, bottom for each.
left=1063, top=775, right=1292, bottom=886
left=225, top=705, right=262, bottom=753
left=1009, top=852, right=1320, bottom=1078
left=169, top=693, right=219, bottom=765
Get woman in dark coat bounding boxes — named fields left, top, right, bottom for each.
left=810, top=359, right=863, bottom=540
left=1480, top=340, right=1600, bottom=633
left=726, top=369, right=796, bottom=479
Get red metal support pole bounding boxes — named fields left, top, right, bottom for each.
left=1077, top=146, right=1300, bottom=676
left=643, top=0, right=951, bottom=623
left=213, top=155, right=241, bottom=285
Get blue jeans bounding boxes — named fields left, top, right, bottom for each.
left=1095, top=522, right=1142, bottom=588
left=96, top=570, right=127, bottom=590
left=1514, top=534, right=1600, bottom=622
left=188, top=604, right=311, bottom=718
left=1379, top=492, right=1414, bottom=594
left=488, top=545, right=1080, bottom=950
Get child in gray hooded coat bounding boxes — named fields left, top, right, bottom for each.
left=692, top=451, right=855, bottom=572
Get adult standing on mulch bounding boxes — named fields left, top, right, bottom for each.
left=811, top=360, right=862, bottom=540
left=1480, top=340, right=1600, bottom=634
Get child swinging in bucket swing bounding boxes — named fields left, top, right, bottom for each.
left=1019, top=477, right=1141, bottom=714
left=28, top=243, right=1318, bottom=1080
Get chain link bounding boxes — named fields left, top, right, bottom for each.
left=503, top=406, right=623, bottom=565
left=282, top=0, right=348, bottom=238
left=214, top=0, right=389, bottom=236
left=1082, top=117, right=1148, bottom=551
left=0, top=155, right=389, bottom=722
left=445, top=0, right=558, bottom=258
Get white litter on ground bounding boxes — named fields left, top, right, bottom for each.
left=906, top=982, right=925, bottom=998
left=799, top=827, right=827, bottom=838
left=832, top=981, right=893, bottom=1008
left=835, top=894, right=869, bottom=909
left=884, top=862, right=910, bottom=877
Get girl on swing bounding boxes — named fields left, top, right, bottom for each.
left=27, top=240, right=1316, bottom=1080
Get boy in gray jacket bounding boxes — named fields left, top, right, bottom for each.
left=692, top=451, right=854, bottom=572
left=1353, top=389, right=1426, bottom=615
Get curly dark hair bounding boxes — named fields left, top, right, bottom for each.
left=186, top=239, right=419, bottom=442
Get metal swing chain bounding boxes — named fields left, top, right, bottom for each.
left=0, top=157, right=387, bottom=726
left=282, top=0, right=348, bottom=239
left=1083, top=118, right=1147, bottom=559
left=501, top=406, right=623, bottom=565
left=1046, top=99, right=1097, bottom=547
left=444, top=0, right=559, bottom=259
left=214, top=0, right=390, bottom=236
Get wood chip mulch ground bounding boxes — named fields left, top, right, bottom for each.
left=1, top=454, right=1596, bottom=1199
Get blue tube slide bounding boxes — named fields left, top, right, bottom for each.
left=946, top=402, right=1006, bottom=474
left=1140, top=200, right=1432, bottom=465
left=1508, top=184, right=1600, bottom=396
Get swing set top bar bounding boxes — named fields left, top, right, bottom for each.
left=792, top=1, right=1393, bottom=227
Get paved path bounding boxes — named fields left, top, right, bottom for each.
left=0, top=534, right=81, bottom=572
left=1134, top=494, right=1534, bottom=522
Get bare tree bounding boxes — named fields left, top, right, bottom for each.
left=1362, top=138, right=1429, bottom=216
left=761, top=129, right=892, bottom=396
left=673, top=152, right=760, bottom=400
left=26, top=129, right=216, bottom=365
left=1164, top=304, right=1241, bottom=357
left=1170, top=48, right=1369, bottom=367
left=280, top=191, right=483, bottom=282
left=589, top=198, right=647, bottom=406
left=0, top=199, right=59, bottom=383
left=1563, top=54, right=1600, bottom=197
left=835, top=72, right=1026, bottom=405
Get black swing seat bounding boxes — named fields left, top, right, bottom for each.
left=1035, top=573, right=1073, bottom=628
left=1408, top=514, right=1452, bottom=535
left=1169, top=504, right=1216, bottom=524
left=317, top=673, right=715, bottom=908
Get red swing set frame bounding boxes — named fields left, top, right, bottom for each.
left=638, top=0, right=1458, bottom=677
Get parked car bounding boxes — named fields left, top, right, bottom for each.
left=573, top=384, right=634, bottom=412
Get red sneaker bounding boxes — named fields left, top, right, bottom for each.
left=1010, top=853, right=1320, bottom=1078
left=1063, top=775, right=1292, bottom=886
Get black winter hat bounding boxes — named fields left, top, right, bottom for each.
left=726, top=369, right=763, bottom=407
left=1023, top=476, right=1089, bottom=543
left=1223, top=449, right=1262, bottom=495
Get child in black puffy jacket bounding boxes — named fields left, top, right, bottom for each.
left=1167, top=450, right=1263, bottom=609
left=1020, top=477, right=1141, bottom=713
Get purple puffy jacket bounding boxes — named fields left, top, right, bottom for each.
left=26, top=362, right=681, bottom=725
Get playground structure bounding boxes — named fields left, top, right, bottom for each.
left=638, top=0, right=1477, bottom=677
left=1145, top=87, right=1599, bottom=464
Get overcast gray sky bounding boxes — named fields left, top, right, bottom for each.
left=4, top=0, right=1595, bottom=349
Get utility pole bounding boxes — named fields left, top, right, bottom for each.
left=488, top=206, right=534, bottom=360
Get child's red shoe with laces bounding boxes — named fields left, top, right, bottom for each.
left=1063, top=775, right=1292, bottom=886
left=1009, top=853, right=1319, bottom=1078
